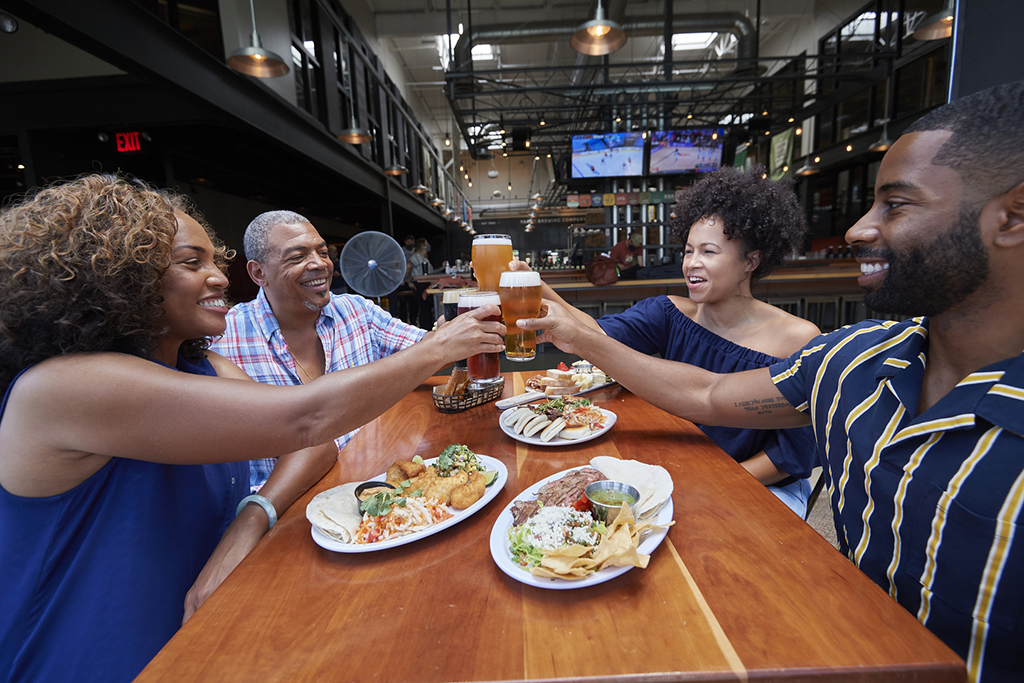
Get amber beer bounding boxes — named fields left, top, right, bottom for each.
left=458, top=290, right=503, bottom=388
left=442, top=288, right=476, bottom=371
left=471, top=234, right=514, bottom=295
left=499, top=271, right=543, bottom=362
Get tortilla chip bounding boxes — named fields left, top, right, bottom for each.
left=544, top=544, right=593, bottom=559
left=530, top=565, right=589, bottom=580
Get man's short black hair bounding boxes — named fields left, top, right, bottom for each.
left=670, top=165, right=807, bottom=280
left=905, top=80, right=1024, bottom=206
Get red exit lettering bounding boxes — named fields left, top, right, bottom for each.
left=116, top=131, right=142, bottom=153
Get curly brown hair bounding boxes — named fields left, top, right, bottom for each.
left=0, top=174, right=231, bottom=391
left=671, top=165, right=806, bottom=280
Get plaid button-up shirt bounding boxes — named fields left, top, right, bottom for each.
left=211, top=289, right=425, bottom=490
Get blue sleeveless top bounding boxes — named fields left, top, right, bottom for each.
left=0, top=355, right=248, bottom=683
left=598, top=296, right=816, bottom=480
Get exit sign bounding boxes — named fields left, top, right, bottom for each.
left=116, top=131, right=142, bottom=153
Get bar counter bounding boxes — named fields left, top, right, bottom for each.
left=423, top=260, right=864, bottom=321
left=137, top=373, right=964, bottom=682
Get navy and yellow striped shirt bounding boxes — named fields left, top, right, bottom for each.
left=770, top=318, right=1024, bottom=683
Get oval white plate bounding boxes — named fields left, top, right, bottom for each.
left=489, top=466, right=674, bottom=589
left=311, top=454, right=507, bottom=553
left=498, top=407, right=617, bottom=447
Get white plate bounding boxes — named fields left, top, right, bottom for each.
left=498, top=407, right=617, bottom=447
left=311, top=454, right=507, bottom=553
left=489, top=466, right=674, bottom=589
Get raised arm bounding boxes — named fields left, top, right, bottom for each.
left=0, top=305, right=504, bottom=497
left=507, top=259, right=605, bottom=334
left=518, top=300, right=808, bottom=430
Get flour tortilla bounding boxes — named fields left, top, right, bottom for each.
left=306, top=483, right=363, bottom=543
left=589, top=457, right=673, bottom=519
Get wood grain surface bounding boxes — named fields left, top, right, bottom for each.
left=137, top=373, right=965, bottom=683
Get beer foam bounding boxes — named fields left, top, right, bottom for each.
left=499, top=270, right=541, bottom=287
left=458, top=291, right=501, bottom=309
left=472, top=234, right=512, bottom=245
left=443, top=287, right=477, bottom=304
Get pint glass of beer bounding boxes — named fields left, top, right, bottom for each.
left=499, top=271, right=542, bottom=362
left=458, top=290, right=503, bottom=389
left=471, top=234, right=513, bottom=295
left=442, top=287, right=476, bottom=371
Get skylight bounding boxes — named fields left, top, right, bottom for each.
left=661, top=32, right=718, bottom=53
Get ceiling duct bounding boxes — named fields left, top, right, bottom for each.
left=451, top=12, right=756, bottom=97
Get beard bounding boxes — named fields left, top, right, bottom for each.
left=859, top=204, right=989, bottom=317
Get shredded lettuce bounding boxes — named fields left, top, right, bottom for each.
left=508, top=524, right=545, bottom=569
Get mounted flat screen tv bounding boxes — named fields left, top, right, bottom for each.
left=649, top=128, right=725, bottom=175
left=570, top=132, right=644, bottom=178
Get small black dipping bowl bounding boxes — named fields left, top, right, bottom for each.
left=354, top=481, right=397, bottom=506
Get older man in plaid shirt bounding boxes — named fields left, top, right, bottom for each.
left=211, top=211, right=427, bottom=492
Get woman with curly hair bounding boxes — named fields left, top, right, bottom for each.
left=0, top=175, right=504, bottom=683
left=510, top=166, right=819, bottom=516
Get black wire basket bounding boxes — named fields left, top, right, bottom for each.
left=432, top=377, right=505, bottom=413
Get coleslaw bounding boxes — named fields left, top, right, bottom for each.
left=355, top=496, right=453, bottom=544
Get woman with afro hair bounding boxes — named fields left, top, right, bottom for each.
left=510, top=165, right=820, bottom=516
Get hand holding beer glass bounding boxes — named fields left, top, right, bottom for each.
left=442, top=288, right=476, bottom=371
left=471, top=234, right=513, bottom=294
left=458, top=290, right=503, bottom=389
left=499, top=271, right=542, bottom=362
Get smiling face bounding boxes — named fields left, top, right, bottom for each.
left=153, top=212, right=230, bottom=364
left=682, top=215, right=758, bottom=303
left=249, top=221, right=333, bottom=316
left=847, top=131, right=990, bottom=317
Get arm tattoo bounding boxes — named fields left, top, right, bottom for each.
left=734, top=396, right=792, bottom=416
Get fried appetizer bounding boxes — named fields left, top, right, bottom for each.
left=417, top=468, right=469, bottom=505
left=385, top=460, right=427, bottom=486
left=450, top=470, right=486, bottom=509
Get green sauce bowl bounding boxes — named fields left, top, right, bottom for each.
left=585, top=480, right=640, bottom=524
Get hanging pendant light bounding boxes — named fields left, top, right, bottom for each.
left=384, top=164, right=409, bottom=176
left=227, top=0, right=289, bottom=77
left=411, top=184, right=430, bottom=194
left=338, top=99, right=373, bottom=144
left=570, top=0, right=626, bottom=56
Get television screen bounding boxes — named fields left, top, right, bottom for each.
left=571, top=132, right=644, bottom=178
left=649, top=128, right=724, bottom=175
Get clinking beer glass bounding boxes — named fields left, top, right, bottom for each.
left=499, top=271, right=542, bottom=362
left=442, top=288, right=476, bottom=371
left=471, top=234, right=514, bottom=295
left=458, top=290, right=503, bottom=389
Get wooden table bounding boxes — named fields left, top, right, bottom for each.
left=137, top=374, right=965, bottom=683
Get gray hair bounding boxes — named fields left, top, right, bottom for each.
left=244, top=210, right=310, bottom=262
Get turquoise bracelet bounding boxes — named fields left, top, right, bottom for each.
left=235, top=494, right=278, bottom=529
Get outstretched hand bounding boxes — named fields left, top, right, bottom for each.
left=433, top=303, right=506, bottom=365
left=515, top=299, right=591, bottom=357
